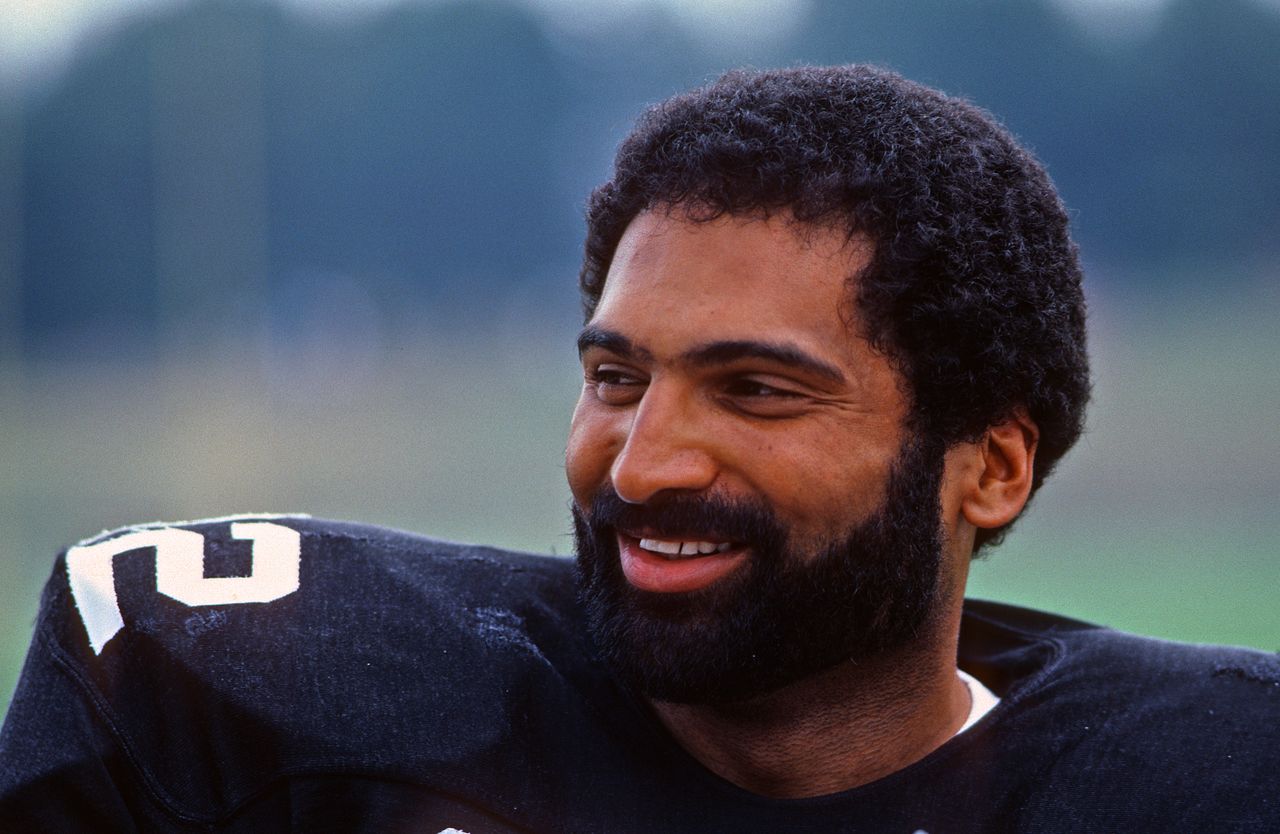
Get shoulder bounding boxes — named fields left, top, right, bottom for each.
left=44, top=513, right=584, bottom=684
left=964, top=597, right=1279, bottom=706
left=961, top=599, right=1280, bottom=828
left=53, top=513, right=576, bottom=654
left=19, top=515, right=593, bottom=822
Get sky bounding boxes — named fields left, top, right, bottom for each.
left=4, top=0, right=1279, bottom=90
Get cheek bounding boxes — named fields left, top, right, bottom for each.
left=565, top=395, right=622, bottom=502
left=762, top=437, right=896, bottom=537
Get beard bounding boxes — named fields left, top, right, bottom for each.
left=572, top=433, right=948, bottom=705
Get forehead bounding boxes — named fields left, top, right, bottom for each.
left=591, top=209, right=872, bottom=356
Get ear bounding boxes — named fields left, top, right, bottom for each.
left=960, top=411, right=1039, bottom=532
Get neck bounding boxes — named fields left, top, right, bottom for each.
left=649, top=611, right=969, bottom=798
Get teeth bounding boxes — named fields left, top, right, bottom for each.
left=638, top=537, right=734, bottom=558
left=639, top=538, right=681, bottom=555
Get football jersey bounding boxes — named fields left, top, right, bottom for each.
left=1, top=515, right=1278, bottom=832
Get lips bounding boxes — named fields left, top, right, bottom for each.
left=617, top=531, right=748, bottom=593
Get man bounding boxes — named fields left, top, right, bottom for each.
left=1, top=65, right=1277, bottom=832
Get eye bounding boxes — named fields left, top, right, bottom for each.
left=720, top=376, right=810, bottom=417
left=724, top=378, right=798, bottom=399
left=585, top=365, right=647, bottom=405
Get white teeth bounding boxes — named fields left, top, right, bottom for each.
left=638, top=537, right=734, bottom=558
left=639, top=538, right=682, bottom=555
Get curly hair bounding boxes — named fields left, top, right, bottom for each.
left=579, top=65, right=1090, bottom=551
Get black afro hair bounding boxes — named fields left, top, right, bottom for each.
left=580, top=65, right=1090, bottom=552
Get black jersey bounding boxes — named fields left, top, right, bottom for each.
left=1, top=516, right=1278, bottom=832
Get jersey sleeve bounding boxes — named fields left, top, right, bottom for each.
left=0, top=515, right=312, bottom=831
left=0, top=515, right=596, bottom=833
left=0, top=555, right=141, bottom=832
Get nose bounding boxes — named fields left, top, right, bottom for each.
left=610, top=385, right=718, bottom=505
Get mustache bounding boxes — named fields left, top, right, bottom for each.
left=581, top=486, right=787, bottom=550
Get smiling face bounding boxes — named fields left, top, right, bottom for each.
left=569, top=209, right=910, bottom=554
left=566, top=208, right=959, bottom=703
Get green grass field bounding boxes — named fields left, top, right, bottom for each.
left=3, top=279, right=1278, bottom=721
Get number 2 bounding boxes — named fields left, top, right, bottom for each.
left=65, top=521, right=301, bottom=655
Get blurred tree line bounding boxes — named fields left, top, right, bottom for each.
left=2, top=0, right=1277, bottom=360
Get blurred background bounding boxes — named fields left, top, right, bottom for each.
left=1, top=0, right=1278, bottom=718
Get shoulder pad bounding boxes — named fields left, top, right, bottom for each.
left=52, top=514, right=573, bottom=659
left=34, top=515, right=584, bottom=823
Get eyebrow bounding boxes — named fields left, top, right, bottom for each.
left=577, top=326, right=654, bottom=361
left=684, top=340, right=847, bottom=385
left=577, top=326, right=846, bottom=385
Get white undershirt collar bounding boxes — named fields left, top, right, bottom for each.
left=955, top=668, right=1000, bottom=735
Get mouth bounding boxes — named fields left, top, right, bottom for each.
left=637, top=536, right=735, bottom=556
left=616, top=530, right=748, bottom=593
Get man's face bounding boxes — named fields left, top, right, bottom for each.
left=566, top=208, right=950, bottom=704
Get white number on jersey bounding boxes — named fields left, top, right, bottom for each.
left=65, top=521, right=301, bottom=654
